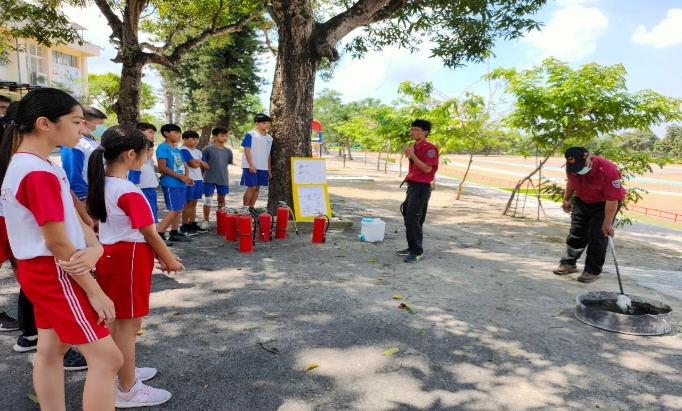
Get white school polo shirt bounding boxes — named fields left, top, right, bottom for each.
left=98, top=177, right=155, bottom=245
left=1, top=153, right=86, bottom=259
left=241, top=130, right=273, bottom=171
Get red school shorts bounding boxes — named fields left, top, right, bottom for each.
left=17, top=256, right=110, bottom=345
left=0, top=217, right=14, bottom=262
left=96, top=242, right=154, bottom=319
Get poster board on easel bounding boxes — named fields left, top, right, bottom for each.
left=291, top=157, right=331, bottom=221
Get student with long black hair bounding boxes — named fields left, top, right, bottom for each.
left=87, top=125, right=183, bottom=408
left=0, top=88, right=123, bottom=410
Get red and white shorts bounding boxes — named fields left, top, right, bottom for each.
left=96, top=242, right=154, bottom=319
left=18, top=256, right=110, bottom=344
left=0, top=217, right=14, bottom=262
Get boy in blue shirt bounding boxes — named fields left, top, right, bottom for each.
left=61, top=106, right=107, bottom=202
left=156, top=124, right=193, bottom=242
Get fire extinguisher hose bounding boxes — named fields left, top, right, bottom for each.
left=285, top=205, right=298, bottom=235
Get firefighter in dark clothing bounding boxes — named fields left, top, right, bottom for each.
left=553, top=147, right=626, bottom=283
left=397, top=119, right=439, bottom=263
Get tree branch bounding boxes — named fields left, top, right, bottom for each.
left=92, top=0, right=123, bottom=40
left=166, top=11, right=263, bottom=65
left=140, top=22, right=182, bottom=54
left=321, top=0, right=405, bottom=46
left=262, top=24, right=277, bottom=56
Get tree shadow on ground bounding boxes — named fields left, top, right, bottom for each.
left=2, top=180, right=681, bottom=411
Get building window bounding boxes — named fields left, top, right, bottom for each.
left=52, top=51, right=79, bottom=69
left=26, top=44, right=46, bottom=84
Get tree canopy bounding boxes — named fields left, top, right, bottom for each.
left=163, top=23, right=265, bottom=144
left=488, top=57, right=682, bottom=215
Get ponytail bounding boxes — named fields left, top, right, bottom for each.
left=86, top=147, right=107, bottom=222
left=0, top=124, right=21, bottom=185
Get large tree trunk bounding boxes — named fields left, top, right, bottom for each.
left=266, top=2, right=317, bottom=214
left=198, top=124, right=212, bottom=150
left=118, top=60, right=144, bottom=126
left=115, top=0, right=145, bottom=126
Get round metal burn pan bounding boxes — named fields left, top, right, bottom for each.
left=575, top=291, right=673, bottom=336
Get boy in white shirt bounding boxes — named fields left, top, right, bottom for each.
left=241, top=113, right=273, bottom=208
left=180, top=131, right=209, bottom=235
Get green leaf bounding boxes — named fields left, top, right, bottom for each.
left=263, top=312, right=277, bottom=317
left=552, top=309, right=564, bottom=317
left=27, top=394, right=39, bottom=403
left=383, top=347, right=399, bottom=356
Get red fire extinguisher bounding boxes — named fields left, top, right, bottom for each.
left=258, top=212, right=272, bottom=241
left=238, top=210, right=254, bottom=253
left=312, top=214, right=329, bottom=243
left=216, top=207, right=228, bottom=236
left=275, top=201, right=289, bottom=239
left=224, top=211, right=238, bottom=242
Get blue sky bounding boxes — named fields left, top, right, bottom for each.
left=66, top=0, right=682, bottom=136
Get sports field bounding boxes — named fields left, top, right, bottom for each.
left=437, top=155, right=682, bottom=220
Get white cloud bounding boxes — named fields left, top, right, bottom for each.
left=521, top=5, right=608, bottom=62
left=631, top=9, right=682, bottom=48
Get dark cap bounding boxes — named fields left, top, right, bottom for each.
left=564, top=147, right=589, bottom=173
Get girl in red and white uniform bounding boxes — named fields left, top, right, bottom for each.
left=86, top=125, right=184, bottom=408
left=0, top=88, right=122, bottom=411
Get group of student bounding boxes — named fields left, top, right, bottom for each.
left=0, top=88, right=273, bottom=410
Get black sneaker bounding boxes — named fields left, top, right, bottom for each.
left=179, top=224, right=198, bottom=236
left=395, top=248, right=411, bottom=256
left=0, top=312, right=20, bottom=332
left=191, top=222, right=208, bottom=234
left=168, top=234, right=192, bottom=242
left=404, top=253, right=424, bottom=263
left=63, top=347, right=87, bottom=371
left=14, top=335, right=38, bottom=352
left=163, top=239, right=174, bottom=246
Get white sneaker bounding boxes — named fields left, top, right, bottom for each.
left=115, top=379, right=171, bottom=408
left=198, top=220, right=211, bottom=230
left=116, top=367, right=158, bottom=384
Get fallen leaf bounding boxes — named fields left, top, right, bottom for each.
left=339, top=277, right=351, bottom=281
left=201, top=384, right=208, bottom=391
left=416, top=331, right=425, bottom=336
left=173, top=311, right=181, bottom=316
left=264, top=312, right=278, bottom=317
left=306, top=363, right=319, bottom=371
left=28, top=394, right=39, bottom=404
left=383, top=347, right=399, bottom=356
left=398, top=303, right=413, bottom=312
left=393, top=295, right=402, bottom=300
left=367, top=258, right=378, bottom=262
left=336, top=247, right=347, bottom=250
left=552, top=309, right=564, bottom=318
left=136, top=329, right=144, bottom=336
left=507, top=350, right=518, bottom=355
left=378, top=277, right=384, bottom=280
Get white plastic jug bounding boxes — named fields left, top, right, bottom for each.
left=360, top=217, right=385, bottom=242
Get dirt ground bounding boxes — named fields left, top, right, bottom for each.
left=0, top=155, right=680, bottom=411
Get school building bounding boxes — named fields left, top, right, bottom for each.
left=0, top=23, right=100, bottom=100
